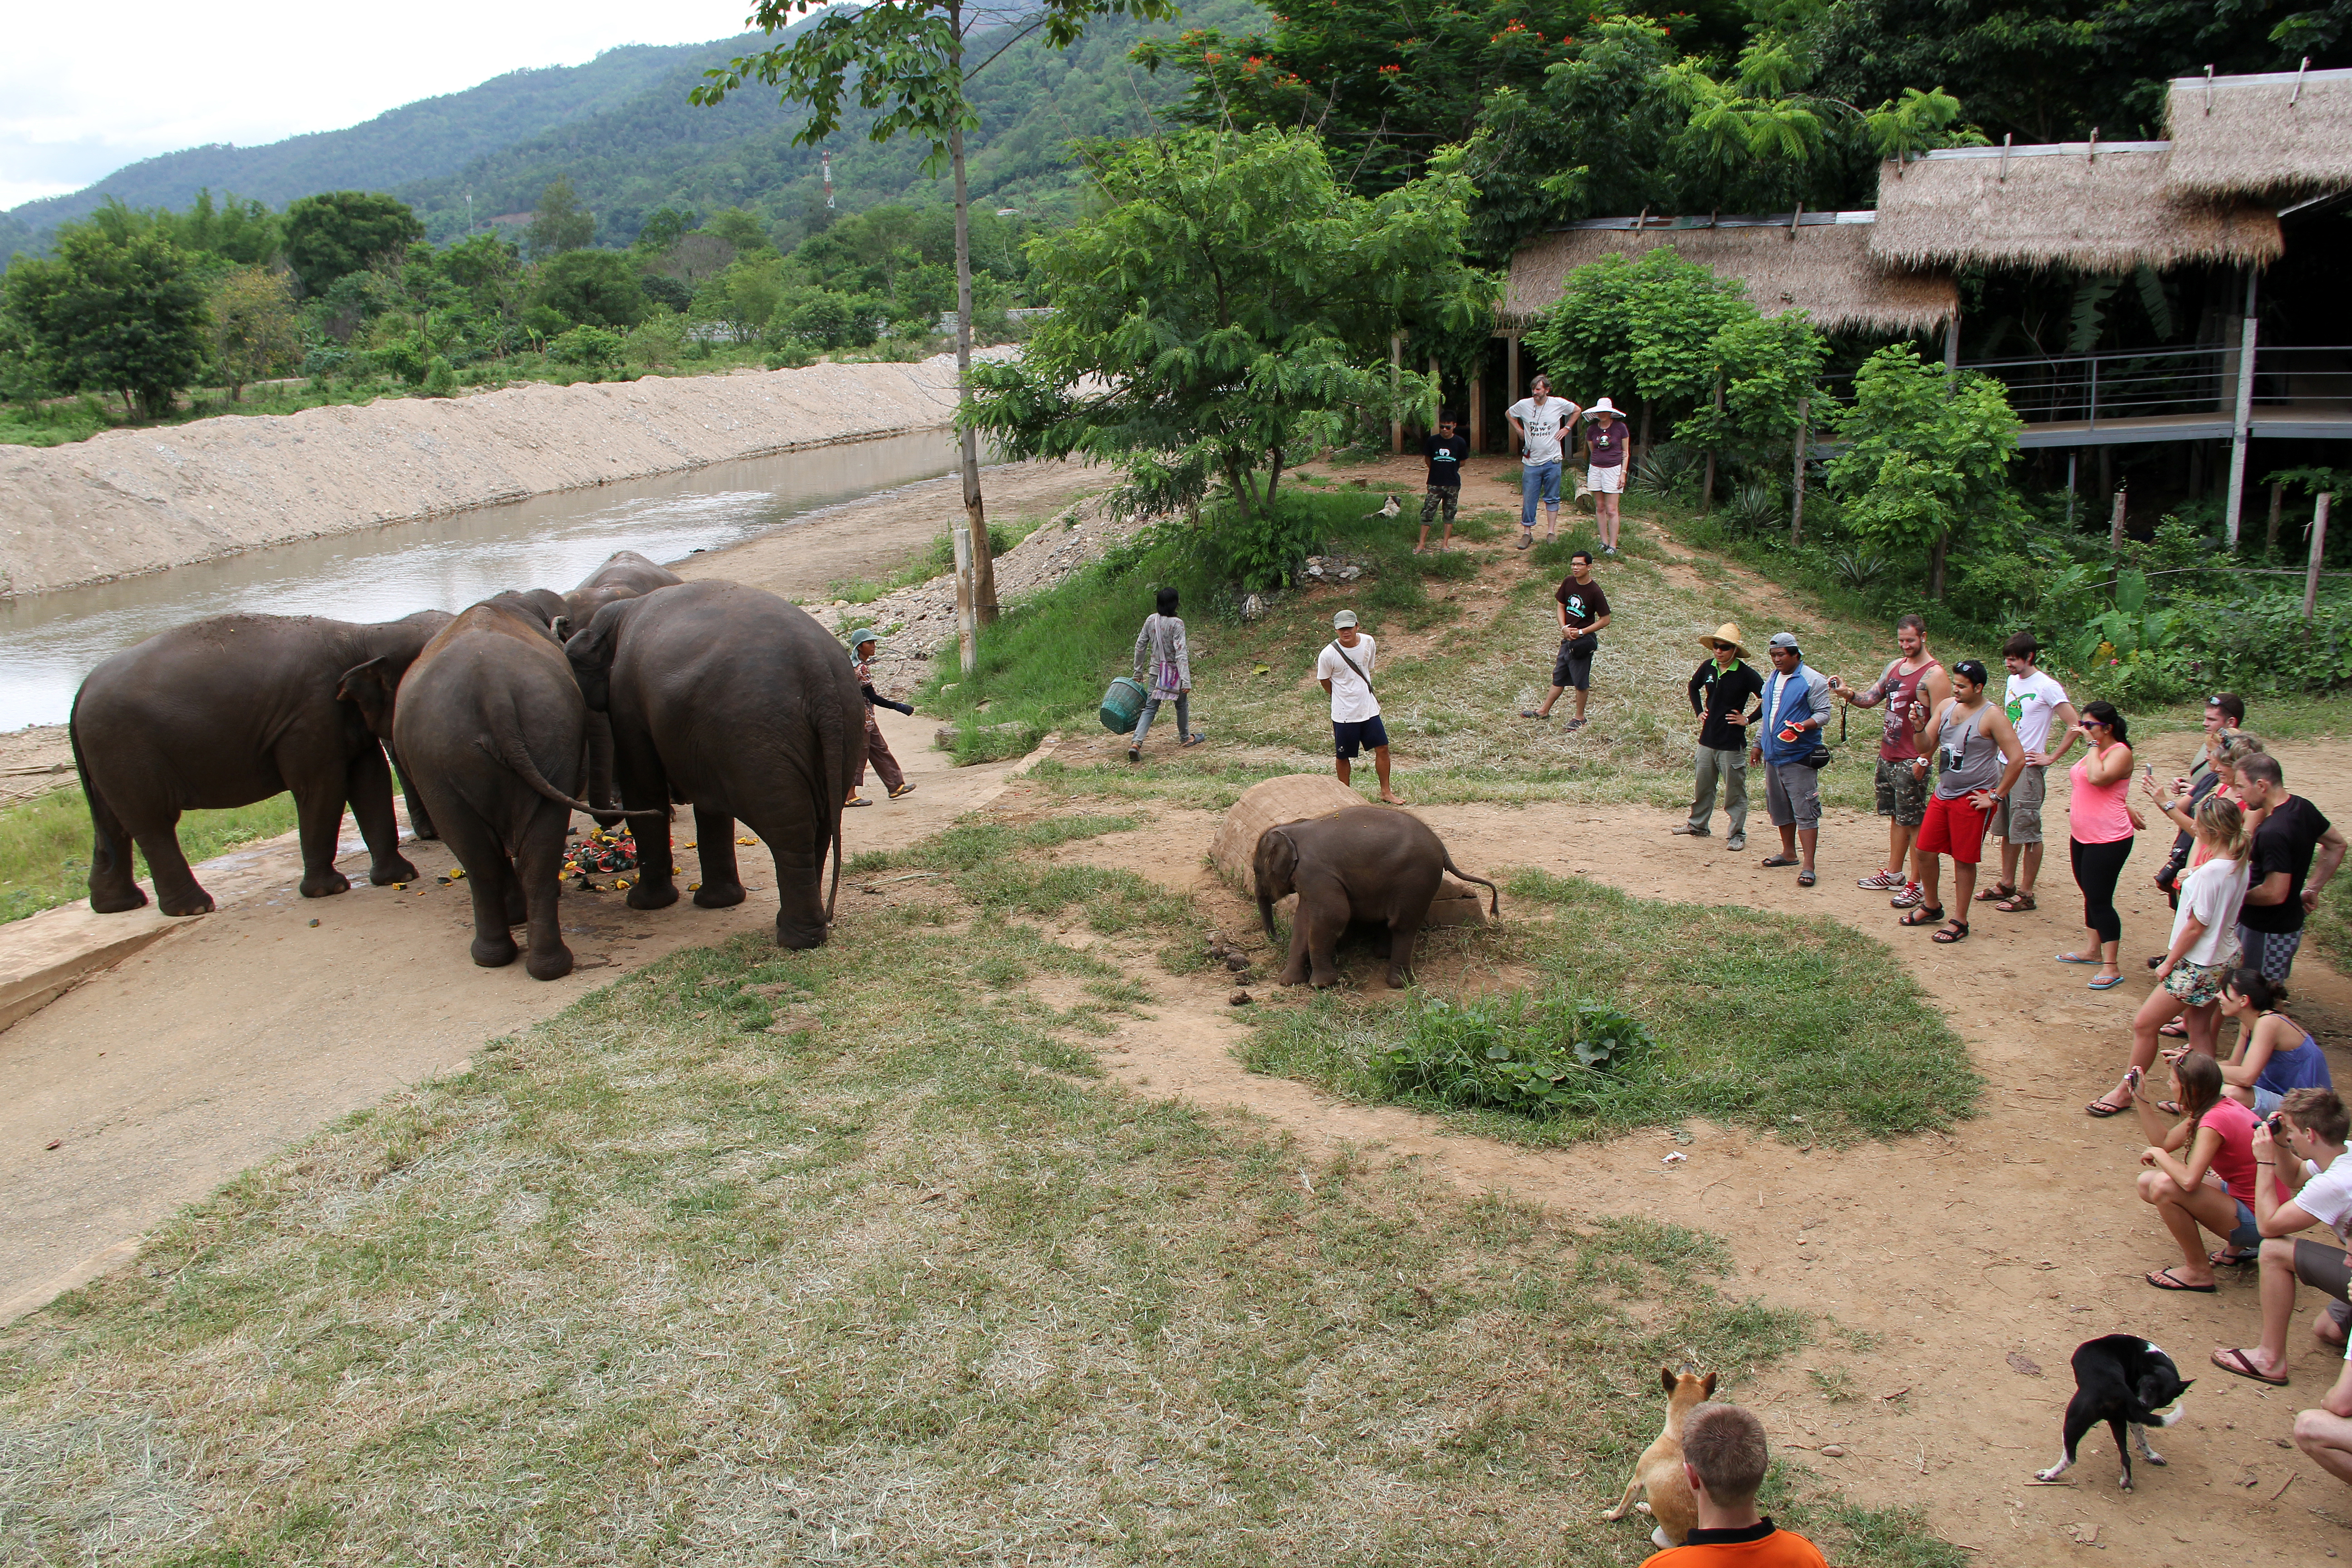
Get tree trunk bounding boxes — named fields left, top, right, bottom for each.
left=947, top=5, right=996, bottom=628
left=1266, top=445, right=1286, bottom=510
left=1928, top=534, right=1949, bottom=599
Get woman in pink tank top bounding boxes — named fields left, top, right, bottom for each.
left=2063, top=701, right=2136, bottom=1001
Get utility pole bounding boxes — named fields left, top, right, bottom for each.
left=2224, top=268, right=2259, bottom=549
left=2306, top=492, right=2333, bottom=624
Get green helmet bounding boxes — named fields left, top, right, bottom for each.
left=848, top=627, right=879, bottom=650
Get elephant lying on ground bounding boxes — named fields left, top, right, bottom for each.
left=564, top=551, right=684, bottom=820
left=347, top=593, right=661, bottom=980
left=1254, top=807, right=1500, bottom=988
left=566, top=580, right=862, bottom=949
left=70, top=609, right=451, bottom=916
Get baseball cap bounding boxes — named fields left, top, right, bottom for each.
left=1333, top=610, right=1359, bottom=629
left=1767, top=632, right=1800, bottom=652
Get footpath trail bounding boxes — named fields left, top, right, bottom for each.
left=0, top=708, right=1039, bottom=1321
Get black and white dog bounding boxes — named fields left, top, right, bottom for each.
left=2035, top=1335, right=2193, bottom=1491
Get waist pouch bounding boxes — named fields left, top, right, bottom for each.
left=1565, top=632, right=1599, bottom=652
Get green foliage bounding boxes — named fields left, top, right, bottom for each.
left=281, top=191, right=426, bottom=295
left=1201, top=497, right=1322, bottom=593
left=205, top=265, right=301, bottom=399
left=526, top=175, right=596, bottom=259
left=3, top=227, right=211, bottom=420
left=1826, top=346, right=2024, bottom=596
left=420, top=355, right=457, bottom=397
left=1370, top=991, right=1654, bottom=1118
left=534, top=249, right=649, bottom=328
left=1, top=787, right=302, bottom=926
left=965, top=128, right=1494, bottom=524
left=1676, top=309, right=1832, bottom=472
left=547, top=325, right=627, bottom=376
left=1530, top=250, right=1751, bottom=418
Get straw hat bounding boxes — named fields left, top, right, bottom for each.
left=1700, top=622, right=1746, bottom=658
left=1587, top=397, right=1625, bottom=419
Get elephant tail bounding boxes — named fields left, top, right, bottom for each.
left=475, top=733, right=667, bottom=822
left=1438, top=849, right=1501, bottom=915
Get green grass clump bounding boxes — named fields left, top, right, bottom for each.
left=0, top=786, right=303, bottom=923
left=1243, top=867, right=1979, bottom=1145
left=1369, top=991, right=1654, bottom=1116
left=826, top=515, right=1049, bottom=603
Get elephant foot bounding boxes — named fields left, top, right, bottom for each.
left=627, top=879, right=680, bottom=911
left=1382, top=970, right=1413, bottom=990
left=1309, top=969, right=1343, bottom=989
left=409, top=814, right=439, bottom=842
left=299, top=869, right=353, bottom=899
left=88, top=884, right=149, bottom=914
left=693, top=881, right=747, bottom=909
left=470, top=934, right=519, bottom=969
left=524, top=945, right=575, bottom=982
left=368, top=856, right=419, bottom=887
left=774, top=916, right=828, bottom=951
left=1277, top=963, right=1309, bottom=986
left=158, top=889, right=217, bottom=917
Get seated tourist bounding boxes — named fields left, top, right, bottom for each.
left=2215, top=970, right=2333, bottom=1115
left=2211, top=1089, right=2351, bottom=1387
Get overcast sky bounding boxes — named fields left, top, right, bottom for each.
left=0, top=2, right=761, bottom=211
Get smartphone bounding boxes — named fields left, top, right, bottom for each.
left=2124, top=1065, right=2143, bottom=1088
left=2143, top=763, right=2155, bottom=779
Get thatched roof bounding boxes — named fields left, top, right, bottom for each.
left=1871, top=143, right=2284, bottom=271
left=1503, top=215, right=1956, bottom=334
left=2164, top=67, right=2352, bottom=199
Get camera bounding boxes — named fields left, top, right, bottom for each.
left=2266, top=1112, right=2288, bottom=1136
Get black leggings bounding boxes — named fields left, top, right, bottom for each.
left=2071, top=835, right=2134, bottom=943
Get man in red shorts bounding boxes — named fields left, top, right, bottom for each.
left=1901, top=657, right=2026, bottom=944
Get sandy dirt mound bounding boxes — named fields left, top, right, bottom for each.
left=0, top=352, right=1009, bottom=598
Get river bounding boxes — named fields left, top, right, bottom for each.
left=0, top=431, right=963, bottom=732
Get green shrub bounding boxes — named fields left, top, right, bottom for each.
left=1198, top=496, right=1321, bottom=593
left=419, top=356, right=456, bottom=397
left=548, top=325, right=626, bottom=377
left=1370, top=990, right=1652, bottom=1118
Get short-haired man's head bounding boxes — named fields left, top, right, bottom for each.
left=2237, top=752, right=2285, bottom=789
left=1896, top=613, right=1927, bottom=637
left=1438, top=409, right=1457, bottom=427
left=1681, top=1404, right=1770, bottom=1505
left=2209, top=691, right=2246, bottom=725
left=1951, top=658, right=1988, bottom=693
left=2001, top=630, right=2038, bottom=661
left=1571, top=549, right=1593, bottom=567
left=2283, top=1088, right=2352, bottom=1147
left=1530, top=373, right=1551, bottom=392
left=1155, top=586, right=1180, bottom=616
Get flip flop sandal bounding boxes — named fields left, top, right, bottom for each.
left=2211, top=1347, right=2288, bottom=1385
left=2088, top=973, right=2127, bottom=990
left=2084, top=1096, right=2132, bottom=1118
left=845, top=795, right=873, bottom=808
left=1564, top=718, right=1587, bottom=731
left=1760, top=854, right=1801, bottom=867
left=1520, top=710, right=1551, bottom=719
left=2055, top=953, right=2100, bottom=965
left=1994, top=892, right=2038, bottom=912
left=1932, top=920, right=1970, bottom=943
left=1796, top=869, right=1815, bottom=887
left=2158, top=1019, right=2190, bottom=1039
left=2146, top=1268, right=2216, bottom=1293
left=2210, top=1247, right=2260, bottom=1267
left=1898, top=906, right=1947, bottom=926
left=2155, top=1099, right=2182, bottom=1116
left=1974, top=882, right=2017, bottom=903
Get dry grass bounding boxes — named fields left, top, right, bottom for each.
left=0, top=809, right=1961, bottom=1568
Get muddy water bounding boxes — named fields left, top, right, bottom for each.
left=0, top=431, right=962, bottom=731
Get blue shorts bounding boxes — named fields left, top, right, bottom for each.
left=1333, top=715, right=1390, bottom=758
left=2229, top=1198, right=2261, bottom=1251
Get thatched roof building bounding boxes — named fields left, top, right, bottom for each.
left=1503, top=214, right=1956, bottom=334
left=2163, top=66, right=2352, bottom=200
left=1871, top=143, right=2284, bottom=272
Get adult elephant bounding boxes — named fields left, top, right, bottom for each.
left=70, top=609, right=451, bottom=916
left=344, top=593, right=660, bottom=980
left=565, top=550, right=684, bottom=820
left=565, top=581, right=862, bottom=950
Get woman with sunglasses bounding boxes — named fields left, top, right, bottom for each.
left=2060, top=701, right=2137, bottom=991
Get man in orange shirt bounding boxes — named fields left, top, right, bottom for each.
left=1641, top=1405, right=1828, bottom=1567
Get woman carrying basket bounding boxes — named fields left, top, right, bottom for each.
left=1130, top=587, right=1204, bottom=762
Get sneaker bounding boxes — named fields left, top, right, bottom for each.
left=1890, top=881, right=1926, bottom=909
left=1127, top=746, right=1140, bottom=762
left=1727, top=835, right=1747, bottom=852
left=887, top=782, right=917, bottom=799
left=1671, top=824, right=1710, bottom=837
left=1179, top=732, right=1205, bottom=748
left=1856, top=869, right=1906, bottom=890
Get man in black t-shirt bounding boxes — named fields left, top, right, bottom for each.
left=2236, top=754, right=2349, bottom=982
left=1675, top=623, right=1763, bottom=849
left=1416, top=413, right=1470, bottom=554
left=1520, top=552, right=1611, bottom=729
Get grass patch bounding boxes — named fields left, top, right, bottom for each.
left=0, top=785, right=303, bottom=924
left=1240, top=868, right=1979, bottom=1146
left=826, top=515, right=1049, bottom=603
left=0, top=805, right=1956, bottom=1567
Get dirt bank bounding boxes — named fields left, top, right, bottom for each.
left=0, top=352, right=1008, bottom=599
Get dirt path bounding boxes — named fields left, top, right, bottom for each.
left=0, top=709, right=1045, bottom=1321
left=1022, top=738, right=2352, bottom=1568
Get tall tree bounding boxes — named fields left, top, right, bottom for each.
left=527, top=176, right=597, bottom=259
left=692, top=0, right=1179, bottom=666
left=282, top=192, right=425, bottom=296
left=3, top=228, right=210, bottom=420
left=206, top=265, right=302, bottom=401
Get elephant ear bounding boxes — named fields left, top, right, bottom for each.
left=338, top=657, right=397, bottom=740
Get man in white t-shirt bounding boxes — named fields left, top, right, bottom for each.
left=2212, top=1089, right=2351, bottom=1400
left=1316, top=610, right=1400, bottom=804
left=1505, top=374, right=1581, bottom=552
left=1984, top=631, right=2079, bottom=914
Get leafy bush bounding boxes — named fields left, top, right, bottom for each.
left=1199, top=496, right=1323, bottom=593
left=548, top=325, right=626, bottom=376
left=420, top=356, right=456, bottom=397
left=1370, top=990, right=1653, bottom=1118
left=1628, top=442, right=1701, bottom=499
left=1725, top=479, right=1783, bottom=535
left=1829, top=547, right=1886, bottom=593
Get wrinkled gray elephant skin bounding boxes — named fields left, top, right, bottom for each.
left=566, top=580, right=862, bottom=950
left=1254, top=807, right=1500, bottom=989
left=564, top=550, right=686, bottom=823
left=70, top=609, right=452, bottom=917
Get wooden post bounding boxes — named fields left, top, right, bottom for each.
left=951, top=518, right=977, bottom=675
left=1700, top=372, right=1723, bottom=516
left=2065, top=451, right=2078, bottom=529
left=2110, top=485, right=2127, bottom=552
left=1469, top=346, right=1485, bottom=454
left=1390, top=333, right=1404, bottom=454
left=1789, top=397, right=1809, bottom=547
left=1506, top=335, right=1521, bottom=431
left=1943, top=312, right=1960, bottom=390
left=2268, top=480, right=2285, bottom=555
left=2305, top=492, right=2332, bottom=623
left=2225, top=269, right=2259, bottom=550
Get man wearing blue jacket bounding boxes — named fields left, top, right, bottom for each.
left=1751, top=632, right=1832, bottom=887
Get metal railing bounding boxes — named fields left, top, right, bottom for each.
left=1955, top=343, right=2352, bottom=428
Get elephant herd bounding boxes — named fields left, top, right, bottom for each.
left=69, top=551, right=868, bottom=980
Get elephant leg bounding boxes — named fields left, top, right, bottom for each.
left=1384, top=920, right=1420, bottom=989
left=586, top=713, right=624, bottom=830
left=436, top=804, right=519, bottom=969
left=771, top=828, right=828, bottom=950
left=347, top=745, right=418, bottom=887
left=387, top=742, right=437, bottom=841
left=692, top=806, right=747, bottom=908
left=83, top=782, right=149, bottom=914
left=1307, top=900, right=1346, bottom=989
left=290, top=776, right=354, bottom=899
left=615, top=748, right=678, bottom=911
left=517, top=801, right=574, bottom=981
left=135, top=820, right=214, bottom=917
left=1278, top=907, right=1311, bottom=985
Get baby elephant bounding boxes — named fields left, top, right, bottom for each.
left=1254, top=806, right=1499, bottom=988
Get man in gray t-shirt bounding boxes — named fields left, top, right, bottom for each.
left=1505, top=374, right=1581, bottom=551
left=1904, top=657, right=2026, bottom=941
